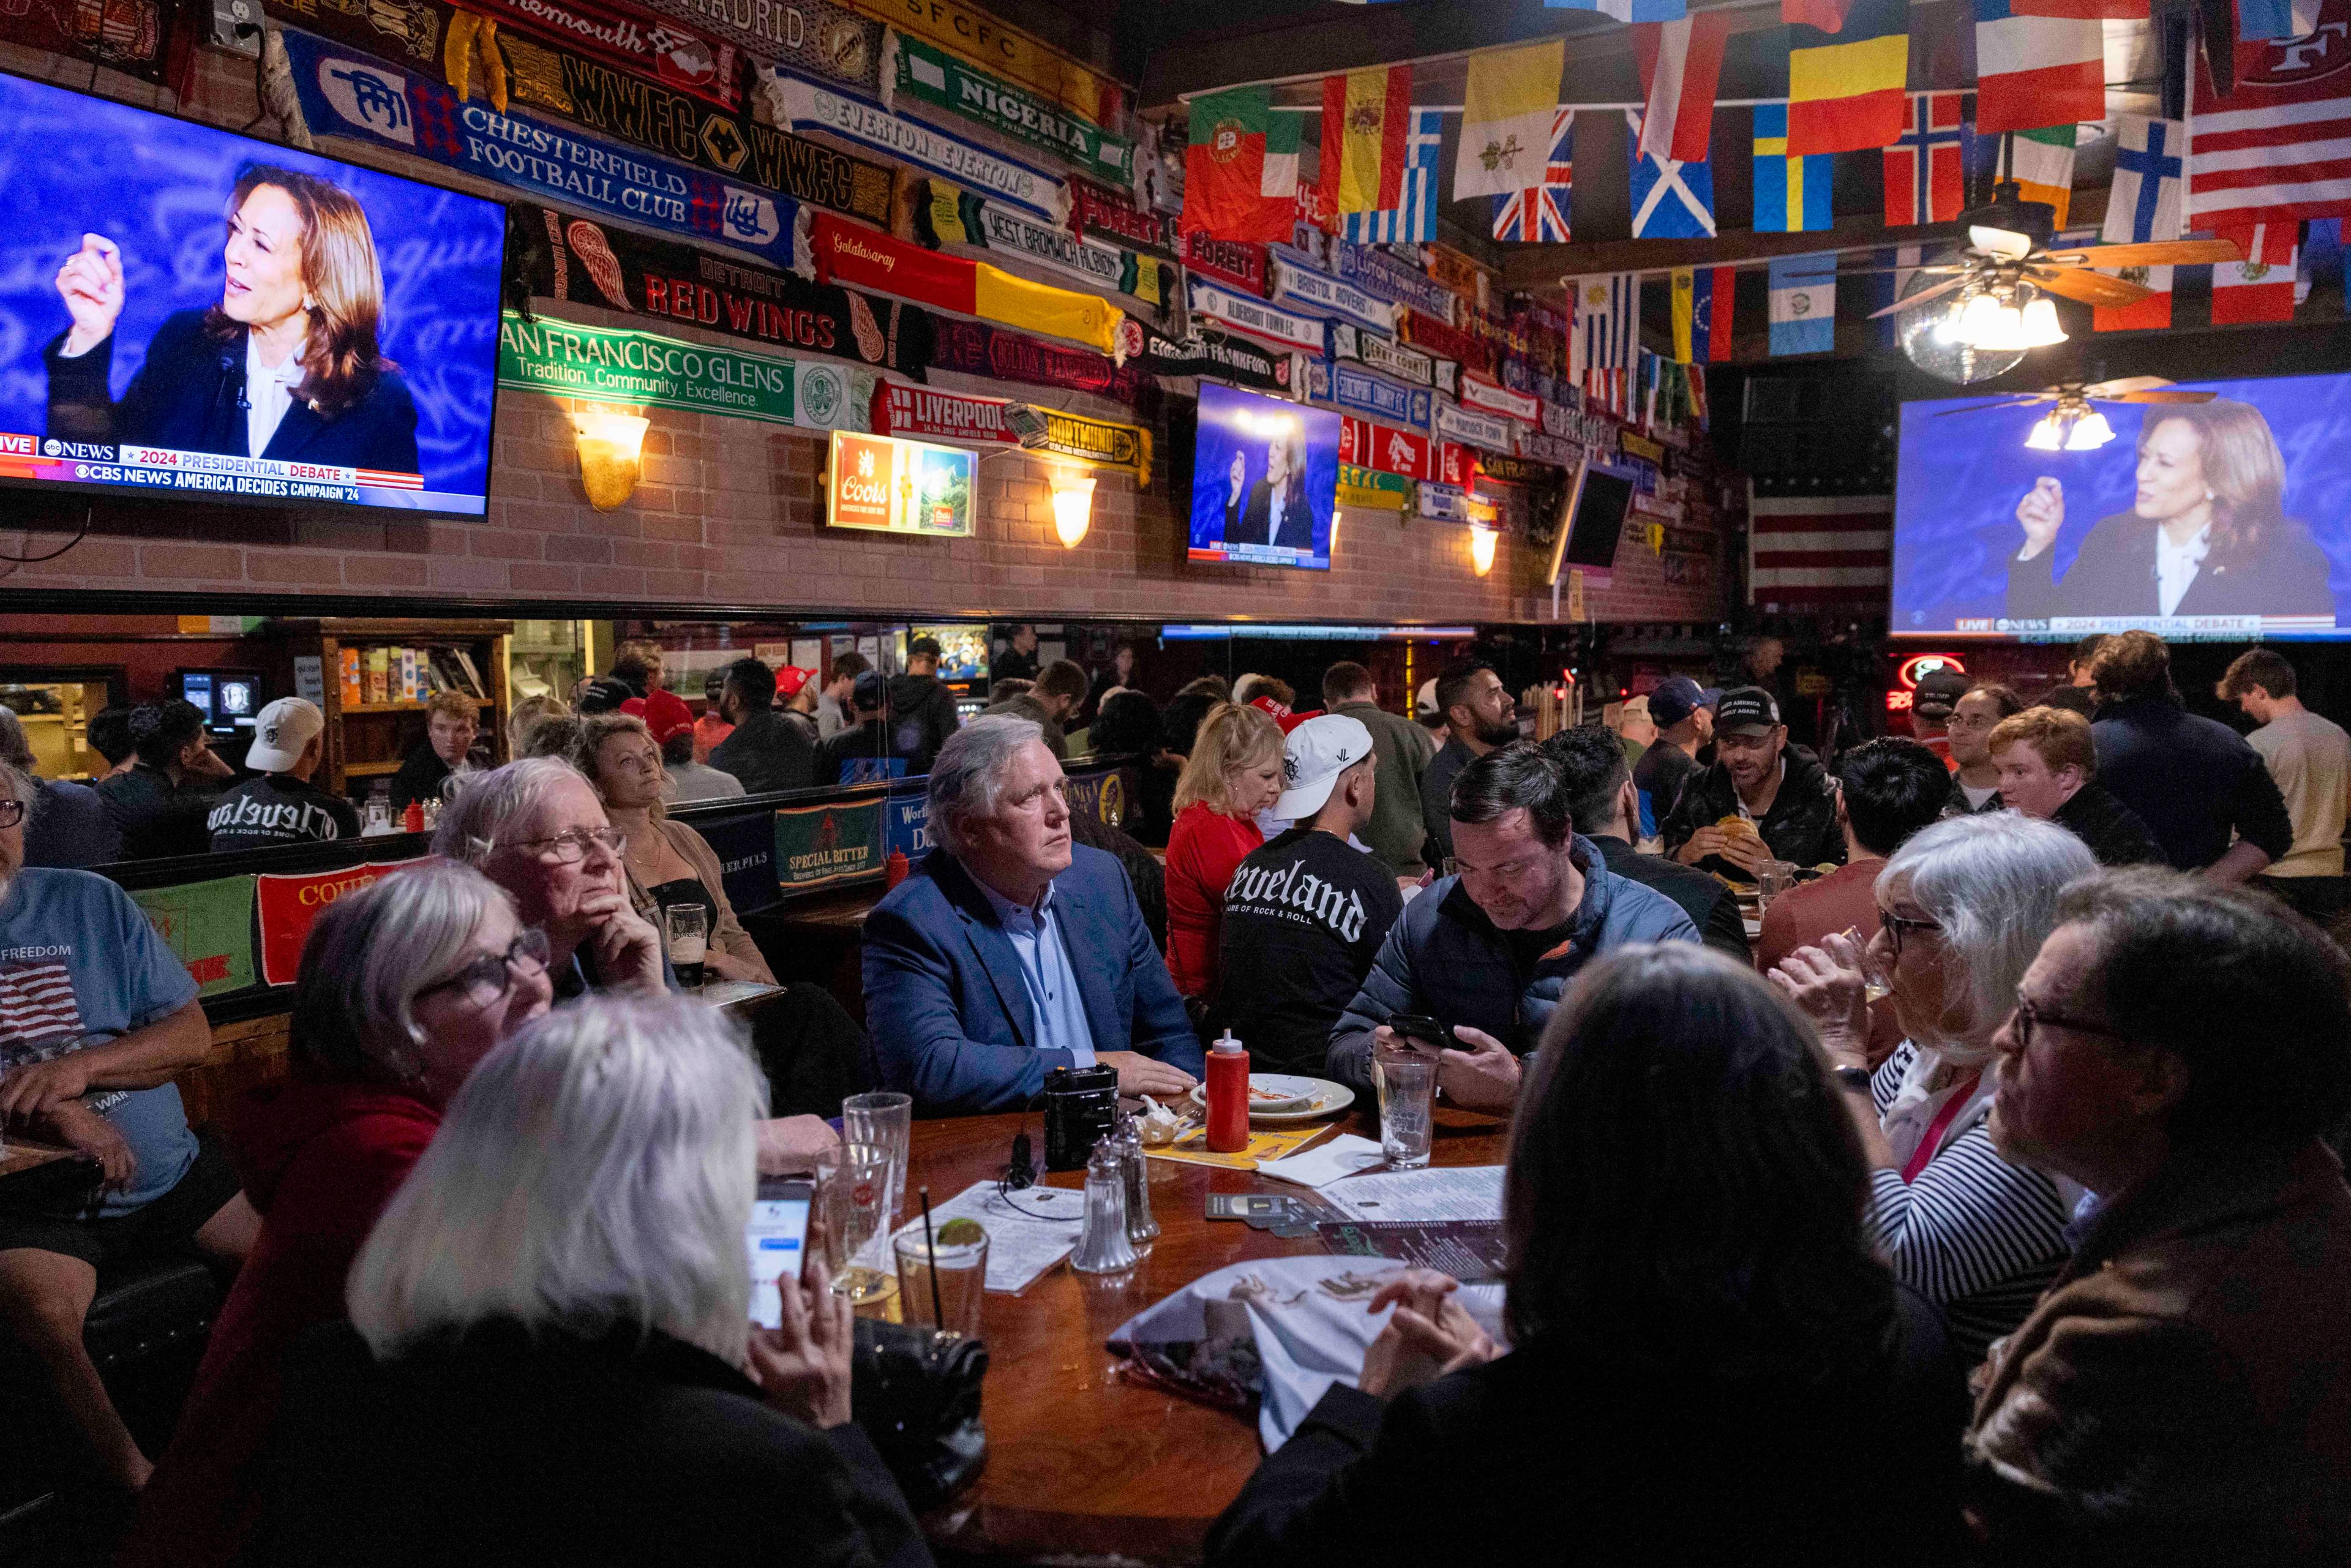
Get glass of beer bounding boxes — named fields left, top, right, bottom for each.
left=664, top=903, right=709, bottom=990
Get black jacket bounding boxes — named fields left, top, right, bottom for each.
left=1660, top=744, right=1846, bottom=877
left=885, top=673, right=962, bottom=776
left=1226, top=479, right=1316, bottom=552
left=711, top=708, right=819, bottom=795
left=95, top=763, right=217, bottom=860
left=816, top=717, right=899, bottom=786
left=2051, top=781, right=2169, bottom=868
left=1417, top=735, right=1479, bottom=867
left=1208, top=1289, right=1966, bottom=1568
left=1589, top=833, right=1752, bottom=962
left=45, top=310, right=421, bottom=472
left=252, top=1318, right=932, bottom=1568
left=2091, top=696, right=2294, bottom=871
left=2006, top=511, right=2336, bottom=621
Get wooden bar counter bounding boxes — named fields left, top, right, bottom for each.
left=899, top=1105, right=1510, bottom=1563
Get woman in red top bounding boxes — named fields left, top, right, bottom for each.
left=1165, top=701, right=1285, bottom=1003
left=121, top=859, right=553, bottom=1568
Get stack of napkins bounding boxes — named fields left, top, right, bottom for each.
left=1253, top=1134, right=1388, bottom=1188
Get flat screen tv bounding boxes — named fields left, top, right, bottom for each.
left=1548, top=459, right=1637, bottom=583
left=1188, top=383, right=1341, bottom=571
left=1893, top=372, right=2351, bottom=639
left=0, top=71, right=505, bottom=516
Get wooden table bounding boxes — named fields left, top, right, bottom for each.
left=901, top=1104, right=1510, bottom=1563
left=0, top=1136, right=76, bottom=1184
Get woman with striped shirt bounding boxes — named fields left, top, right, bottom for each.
left=1774, top=813, right=2096, bottom=1362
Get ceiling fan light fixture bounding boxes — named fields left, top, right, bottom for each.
left=2026, top=412, right=2068, bottom=451
left=2065, top=409, right=2116, bottom=450
left=1973, top=302, right=2030, bottom=351
left=1958, top=291, right=2003, bottom=342
left=2019, top=296, right=2067, bottom=348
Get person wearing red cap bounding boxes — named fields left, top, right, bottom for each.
left=774, top=666, right=820, bottom=748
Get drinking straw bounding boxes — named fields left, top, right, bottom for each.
left=918, top=1185, right=945, bottom=1330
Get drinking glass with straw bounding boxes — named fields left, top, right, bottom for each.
left=894, top=1185, right=988, bottom=1338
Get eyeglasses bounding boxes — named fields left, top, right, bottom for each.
left=1445, top=854, right=1546, bottom=884
left=1878, top=909, right=1941, bottom=960
left=2009, top=992, right=2130, bottom=1052
left=506, top=826, right=626, bottom=863
left=0, top=798, right=21, bottom=829
left=417, top=927, right=550, bottom=1009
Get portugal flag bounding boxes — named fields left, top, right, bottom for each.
left=1183, top=86, right=1302, bottom=242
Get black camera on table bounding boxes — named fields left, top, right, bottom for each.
left=1042, top=1064, right=1120, bottom=1172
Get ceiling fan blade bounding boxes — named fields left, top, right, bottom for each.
left=2080, top=375, right=2174, bottom=397
left=1817, top=264, right=1971, bottom=278
left=1934, top=397, right=2052, bottom=416
left=1969, top=225, right=2035, bottom=260
left=1869, top=273, right=1973, bottom=318
left=2028, top=266, right=2150, bottom=306
left=2107, top=389, right=2219, bottom=403
left=2042, top=239, right=2246, bottom=269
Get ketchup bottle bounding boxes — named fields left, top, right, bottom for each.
left=885, top=849, right=911, bottom=888
left=402, top=798, right=424, bottom=834
left=1205, top=1030, right=1250, bottom=1153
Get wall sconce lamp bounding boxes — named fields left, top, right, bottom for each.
left=1051, top=471, right=1097, bottom=548
left=573, top=407, right=650, bottom=512
left=1469, top=522, right=1498, bottom=577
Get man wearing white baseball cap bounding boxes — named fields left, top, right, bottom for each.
left=205, top=699, right=360, bottom=852
left=1203, top=715, right=1405, bottom=1076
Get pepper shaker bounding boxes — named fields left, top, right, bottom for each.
left=1112, top=1113, right=1158, bottom=1255
left=1070, top=1135, right=1139, bottom=1275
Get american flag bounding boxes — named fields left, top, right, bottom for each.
left=1342, top=109, right=1444, bottom=244
left=2189, top=33, right=2351, bottom=232
left=1747, top=478, right=1892, bottom=606
left=1493, top=109, right=1573, bottom=242
left=0, top=959, right=85, bottom=1060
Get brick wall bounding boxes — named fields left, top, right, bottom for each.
left=0, top=39, right=1721, bottom=628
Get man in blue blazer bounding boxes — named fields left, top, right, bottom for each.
left=863, top=715, right=1204, bottom=1115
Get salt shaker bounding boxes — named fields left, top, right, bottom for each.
left=1069, top=1136, right=1139, bottom=1274
left=1112, top=1113, right=1158, bottom=1255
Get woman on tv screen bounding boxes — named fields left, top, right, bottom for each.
left=2003, top=400, right=2333, bottom=622
left=1221, top=417, right=1316, bottom=552
left=43, top=161, right=419, bottom=473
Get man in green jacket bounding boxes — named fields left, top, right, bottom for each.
left=1321, top=662, right=1437, bottom=879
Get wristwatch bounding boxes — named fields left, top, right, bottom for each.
left=1829, top=1063, right=1873, bottom=1095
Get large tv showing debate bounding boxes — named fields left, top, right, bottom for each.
left=1892, top=372, right=2351, bottom=640
left=0, top=71, right=504, bottom=516
left=1188, top=383, right=1341, bottom=571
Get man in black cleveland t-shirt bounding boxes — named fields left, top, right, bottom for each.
left=1208, top=715, right=1404, bottom=1076
left=208, top=699, right=362, bottom=852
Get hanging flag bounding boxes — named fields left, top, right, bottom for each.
left=2211, top=222, right=2301, bottom=322
left=1974, top=1, right=2105, bottom=133
left=1768, top=253, right=1837, bottom=354
left=1753, top=105, right=1834, bottom=231
left=1883, top=92, right=1967, bottom=225
left=1543, top=0, right=1688, bottom=17
left=1786, top=0, right=1910, bottom=154
left=1782, top=0, right=1851, bottom=27
left=2009, top=0, right=2146, bottom=13
left=1455, top=40, right=1567, bottom=200
left=1626, top=108, right=1717, bottom=236
left=1319, top=64, right=1414, bottom=216
left=2103, top=116, right=2186, bottom=242
left=1671, top=264, right=1737, bottom=361
left=2189, top=31, right=2351, bottom=231
left=1749, top=478, right=1894, bottom=605
left=1635, top=9, right=1733, bottom=164
left=1873, top=242, right=1925, bottom=345
left=2237, top=0, right=2320, bottom=39
left=1343, top=108, right=1444, bottom=244
left=1183, top=86, right=1301, bottom=241
left=2011, top=124, right=2079, bottom=227
left=2091, top=263, right=2173, bottom=329
left=2302, top=217, right=2342, bottom=305
left=1494, top=108, right=1576, bottom=241
left=1569, top=272, right=1639, bottom=413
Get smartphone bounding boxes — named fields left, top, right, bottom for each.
left=1386, top=1013, right=1453, bottom=1051
left=746, top=1177, right=814, bottom=1330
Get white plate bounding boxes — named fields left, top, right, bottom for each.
left=1188, top=1075, right=1356, bottom=1122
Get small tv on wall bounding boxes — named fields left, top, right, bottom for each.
left=0, top=70, right=506, bottom=516
left=1188, top=383, right=1341, bottom=571
left=1547, top=457, right=1637, bottom=584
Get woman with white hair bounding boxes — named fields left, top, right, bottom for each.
left=249, top=994, right=930, bottom=1566
left=123, top=861, right=551, bottom=1568
left=1773, top=813, right=2097, bottom=1360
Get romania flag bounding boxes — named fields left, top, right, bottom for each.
left=1785, top=0, right=1909, bottom=156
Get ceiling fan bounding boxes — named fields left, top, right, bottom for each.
left=1933, top=375, right=2218, bottom=451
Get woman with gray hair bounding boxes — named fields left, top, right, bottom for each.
left=1772, top=812, right=2098, bottom=1360
left=248, top=995, right=931, bottom=1567
left=124, top=860, right=552, bottom=1568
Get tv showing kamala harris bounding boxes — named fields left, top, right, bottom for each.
left=1891, top=372, right=2351, bottom=640
left=1188, top=382, right=1342, bottom=571
left=0, top=72, right=505, bottom=516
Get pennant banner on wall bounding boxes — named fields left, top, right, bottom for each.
left=887, top=31, right=1134, bottom=184
left=1335, top=241, right=1456, bottom=323
left=1461, top=373, right=1539, bottom=424
left=1329, top=363, right=1434, bottom=429
left=1267, top=249, right=1398, bottom=332
left=811, top=214, right=1121, bottom=355
left=870, top=384, right=1150, bottom=475
left=279, top=30, right=802, bottom=269
left=1072, top=178, right=1178, bottom=256
left=497, top=312, right=801, bottom=423
left=455, top=0, right=744, bottom=109
left=1182, top=231, right=1273, bottom=297
left=1330, top=323, right=1440, bottom=389
left=763, top=69, right=1068, bottom=223
left=510, top=204, right=932, bottom=376
left=632, top=0, right=881, bottom=89
left=1340, top=415, right=1433, bottom=479
left=928, top=319, right=1150, bottom=402
left=256, top=858, right=430, bottom=987
left=1434, top=398, right=1515, bottom=452
left=918, top=184, right=1173, bottom=311
left=1188, top=276, right=1330, bottom=354
left=1137, top=328, right=1299, bottom=394
left=866, top=0, right=1127, bottom=128
left=130, top=876, right=257, bottom=997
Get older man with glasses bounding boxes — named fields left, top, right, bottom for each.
left=1964, top=869, right=2351, bottom=1564
left=432, top=757, right=665, bottom=998
left=1332, top=743, right=1697, bottom=1113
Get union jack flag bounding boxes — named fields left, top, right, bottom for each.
left=1493, top=109, right=1573, bottom=242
